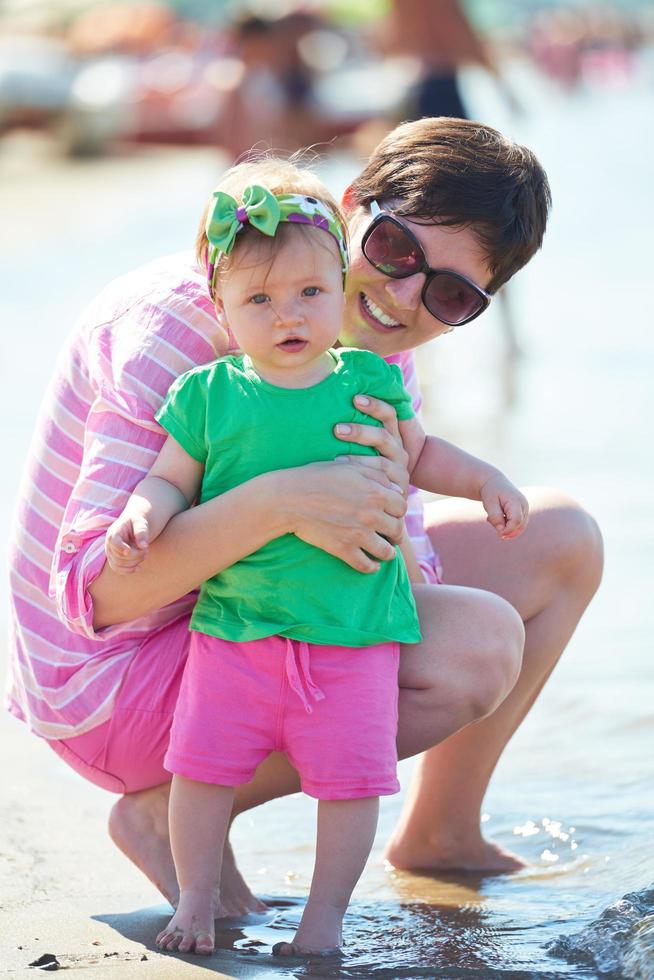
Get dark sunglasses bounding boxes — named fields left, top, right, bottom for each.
left=361, top=201, right=492, bottom=327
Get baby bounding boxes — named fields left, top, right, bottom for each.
left=105, top=158, right=528, bottom=958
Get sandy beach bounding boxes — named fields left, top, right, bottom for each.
left=1, top=705, right=296, bottom=978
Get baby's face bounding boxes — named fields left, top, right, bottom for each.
left=214, top=229, right=345, bottom=384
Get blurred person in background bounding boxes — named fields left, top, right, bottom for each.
left=369, top=0, right=525, bottom=381
left=6, top=118, right=602, bottom=917
left=219, top=10, right=330, bottom=159
left=529, top=4, right=642, bottom=91
left=381, top=0, right=522, bottom=123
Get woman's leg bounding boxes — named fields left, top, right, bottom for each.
left=156, top=776, right=234, bottom=955
left=274, top=797, right=380, bottom=956
left=384, top=487, right=603, bottom=872
left=395, top=583, right=524, bottom=760
left=108, top=784, right=266, bottom=915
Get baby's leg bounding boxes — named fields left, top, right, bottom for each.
left=156, top=775, right=234, bottom=955
left=274, top=796, right=379, bottom=956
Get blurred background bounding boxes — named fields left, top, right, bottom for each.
left=1, top=1, right=653, bottom=978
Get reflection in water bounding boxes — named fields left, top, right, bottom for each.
left=387, top=867, right=488, bottom=910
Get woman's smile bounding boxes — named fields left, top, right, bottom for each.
left=359, top=292, right=403, bottom=331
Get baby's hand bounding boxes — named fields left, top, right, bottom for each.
left=480, top=474, right=529, bottom=540
left=105, top=513, right=150, bottom=574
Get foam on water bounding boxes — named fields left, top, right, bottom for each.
left=549, top=887, right=654, bottom=979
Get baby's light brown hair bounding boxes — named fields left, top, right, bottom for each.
left=196, top=155, right=348, bottom=299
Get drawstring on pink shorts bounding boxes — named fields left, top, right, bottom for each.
left=284, top=638, right=325, bottom=713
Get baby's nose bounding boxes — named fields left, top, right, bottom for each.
left=274, top=301, right=305, bottom=327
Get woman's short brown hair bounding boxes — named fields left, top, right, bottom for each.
left=348, top=117, right=551, bottom=293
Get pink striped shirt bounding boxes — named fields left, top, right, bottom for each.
left=6, top=253, right=440, bottom=740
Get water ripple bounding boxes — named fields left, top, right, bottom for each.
left=548, top=885, right=654, bottom=978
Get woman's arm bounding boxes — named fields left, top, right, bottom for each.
left=90, top=456, right=407, bottom=628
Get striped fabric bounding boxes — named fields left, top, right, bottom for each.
left=6, top=253, right=439, bottom=740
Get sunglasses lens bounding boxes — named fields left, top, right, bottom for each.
left=424, top=273, right=485, bottom=325
left=364, top=219, right=424, bottom=278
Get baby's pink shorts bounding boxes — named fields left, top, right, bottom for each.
left=165, top=632, right=401, bottom=800
left=46, top=558, right=440, bottom=794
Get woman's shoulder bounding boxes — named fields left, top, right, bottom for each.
left=85, top=252, right=206, bottom=318
left=84, top=252, right=222, bottom=359
left=83, top=253, right=230, bottom=399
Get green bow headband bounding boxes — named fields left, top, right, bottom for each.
left=205, top=184, right=348, bottom=296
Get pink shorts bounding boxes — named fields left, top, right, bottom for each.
left=47, top=615, right=191, bottom=794
left=165, top=632, right=400, bottom=800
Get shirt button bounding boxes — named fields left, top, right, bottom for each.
left=61, top=532, right=82, bottom=555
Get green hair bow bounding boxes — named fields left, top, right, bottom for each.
left=206, top=184, right=281, bottom=263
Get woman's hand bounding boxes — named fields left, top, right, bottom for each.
left=275, top=394, right=410, bottom=574
left=332, top=394, right=411, bottom=494
left=276, top=458, right=407, bottom=574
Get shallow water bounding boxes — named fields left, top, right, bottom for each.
left=1, top=63, right=653, bottom=979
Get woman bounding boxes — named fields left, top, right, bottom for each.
left=7, top=117, right=602, bottom=915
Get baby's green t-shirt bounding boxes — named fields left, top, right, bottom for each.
left=155, top=348, right=421, bottom=647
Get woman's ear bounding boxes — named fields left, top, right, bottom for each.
left=341, top=184, right=358, bottom=214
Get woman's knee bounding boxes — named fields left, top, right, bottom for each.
left=466, top=592, right=524, bottom=718
left=401, top=584, right=524, bottom=727
left=529, top=488, right=604, bottom=595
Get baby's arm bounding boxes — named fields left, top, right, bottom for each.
left=399, top=417, right=529, bottom=540
left=105, top=436, right=203, bottom=574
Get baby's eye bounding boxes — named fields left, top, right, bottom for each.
left=249, top=293, right=269, bottom=305
left=302, top=286, right=321, bottom=297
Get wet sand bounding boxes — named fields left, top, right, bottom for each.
left=0, top=703, right=293, bottom=978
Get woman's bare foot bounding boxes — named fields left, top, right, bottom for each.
left=109, top=785, right=267, bottom=914
left=219, top=840, right=268, bottom=917
left=273, top=899, right=344, bottom=957
left=109, top=784, right=179, bottom=907
left=156, top=888, right=216, bottom=955
left=383, top=831, right=527, bottom=874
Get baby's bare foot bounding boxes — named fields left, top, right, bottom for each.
left=272, top=899, right=344, bottom=957
left=272, top=941, right=342, bottom=958
left=156, top=889, right=216, bottom=955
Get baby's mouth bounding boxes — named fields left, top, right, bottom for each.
left=360, top=293, right=403, bottom=331
left=277, top=338, right=308, bottom=352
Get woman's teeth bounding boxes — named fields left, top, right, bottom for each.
left=361, top=293, right=401, bottom=328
